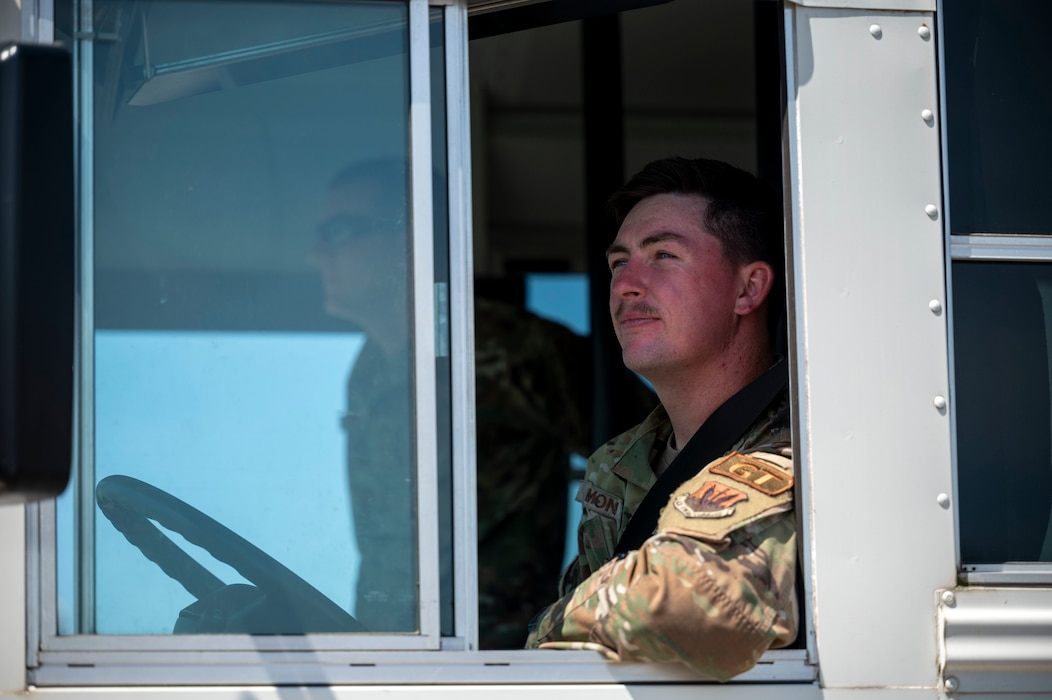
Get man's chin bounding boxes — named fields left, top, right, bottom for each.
left=622, top=354, right=655, bottom=377
left=621, top=347, right=671, bottom=380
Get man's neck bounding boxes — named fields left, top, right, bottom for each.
left=332, top=302, right=408, bottom=359
left=653, top=341, right=774, bottom=450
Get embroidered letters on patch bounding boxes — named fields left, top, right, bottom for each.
left=674, top=481, right=749, bottom=519
left=710, top=452, right=794, bottom=496
left=575, top=482, right=623, bottom=520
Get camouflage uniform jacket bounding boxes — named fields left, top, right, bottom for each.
left=526, top=388, right=795, bottom=681
left=344, top=342, right=416, bottom=633
left=474, top=299, right=593, bottom=648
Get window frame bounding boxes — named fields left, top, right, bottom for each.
left=31, top=0, right=450, bottom=664
left=938, top=0, right=1052, bottom=585
left=937, top=0, right=1052, bottom=683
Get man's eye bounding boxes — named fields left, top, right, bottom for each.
left=609, top=258, right=627, bottom=271
left=655, top=250, right=676, bottom=260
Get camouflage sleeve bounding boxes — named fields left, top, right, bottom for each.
left=524, top=512, right=796, bottom=681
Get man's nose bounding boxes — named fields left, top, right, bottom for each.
left=610, top=259, right=646, bottom=298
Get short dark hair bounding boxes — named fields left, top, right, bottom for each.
left=609, top=156, right=786, bottom=346
left=329, top=157, right=451, bottom=230
left=608, top=156, right=782, bottom=270
left=329, top=157, right=409, bottom=215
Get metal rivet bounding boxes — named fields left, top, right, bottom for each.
left=941, top=590, right=956, bottom=606
left=869, top=24, right=883, bottom=39
left=944, top=675, right=960, bottom=694
left=929, top=299, right=943, bottom=315
left=937, top=493, right=951, bottom=509
left=925, top=204, right=939, bottom=219
left=918, top=25, right=932, bottom=40
left=921, top=109, right=935, bottom=123
left=933, top=396, right=947, bottom=410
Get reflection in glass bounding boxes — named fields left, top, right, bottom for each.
left=64, top=0, right=423, bottom=635
left=309, top=159, right=417, bottom=633
left=953, top=262, right=1052, bottom=563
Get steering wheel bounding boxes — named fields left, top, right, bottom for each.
left=96, top=474, right=366, bottom=634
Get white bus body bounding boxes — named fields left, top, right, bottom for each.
left=1, top=0, right=1050, bottom=697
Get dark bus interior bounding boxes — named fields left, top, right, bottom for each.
left=466, top=0, right=786, bottom=647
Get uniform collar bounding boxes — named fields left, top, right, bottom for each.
left=611, top=404, right=673, bottom=488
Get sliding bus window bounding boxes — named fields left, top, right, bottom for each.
left=49, top=0, right=449, bottom=646
left=945, top=0, right=1052, bottom=570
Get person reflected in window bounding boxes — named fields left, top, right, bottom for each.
left=308, top=159, right=629, bottom=643
left=309, top=159, right=416, bottom=632
left=526, top=157, right=795, bottom=681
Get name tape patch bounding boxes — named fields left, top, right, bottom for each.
left=710, top=452, right=794, bottom=496
left=575, top=482, right=623, bottom=520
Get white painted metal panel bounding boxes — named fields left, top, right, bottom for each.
left=786, top=4, right=955, bottom=689
left=0, top=506, right=25, bottom=693
left=28, top=648, right=816, bottom=686
left=2, top=686, right=830, bottom=700
left=0, top=684, right=962, bottom=699
left=791, top=0, right=934, bottom=12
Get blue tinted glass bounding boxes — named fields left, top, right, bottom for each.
left=64, top=0, right=422, bottom=635
left=526, top=273, right=590, bottom=335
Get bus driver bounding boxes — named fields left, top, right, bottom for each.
left=526, top=156, right=797, bottom=681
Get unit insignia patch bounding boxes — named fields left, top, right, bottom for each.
left=673, top=481, right=749, bottom=519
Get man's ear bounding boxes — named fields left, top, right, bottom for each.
left=734, top=261, right=774, bottom=316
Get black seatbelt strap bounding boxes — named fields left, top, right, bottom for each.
left=612, top=358, right=789, bottom=556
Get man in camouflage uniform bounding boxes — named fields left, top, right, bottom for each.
left=474, top=295, right=657, bottom=648
left=526, top=157, right=795, bottom=681
left=474, top=297, right=593, bottom=648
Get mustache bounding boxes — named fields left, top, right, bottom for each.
left=614, top=301, right=660, bottom=322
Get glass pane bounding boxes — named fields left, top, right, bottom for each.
left=944, top=0, right=1052, bottom=234
left=63, top=0, right=426, bottom=635
left=953, top=262, right=1052, bottom=563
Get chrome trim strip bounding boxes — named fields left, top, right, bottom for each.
left=74, top=0, right=97, bottom=636
left=940, top=587, right=1052, bottom=694
left=443, top=0, right=479, bottom=649
left=950, top=234, right=1052, bottom=262
left=409, top=0, right=442, bottom=647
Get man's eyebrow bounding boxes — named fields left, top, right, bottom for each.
left=605, top=231, right=688, bottom=258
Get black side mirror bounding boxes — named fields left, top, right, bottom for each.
left=0, top=42, right=74, bottom=503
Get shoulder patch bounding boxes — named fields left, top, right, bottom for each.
left=710, top=452, right=793, bottom=496
left=673, top=481, right=748, bottom=519
left=657, top=451, right=794, bottom=546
